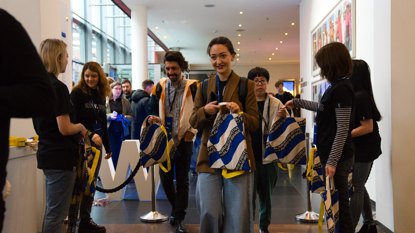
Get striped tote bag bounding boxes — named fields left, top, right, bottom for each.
left=263, top=117, right=306, bottom=165
left=207, top=113, right=250, bottom=175
left=139, top=116, right=176, bottom=172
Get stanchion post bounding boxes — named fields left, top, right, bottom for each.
left=296, top=133, right=320, bottom=223
left=139, top=165, right=168, bottom=223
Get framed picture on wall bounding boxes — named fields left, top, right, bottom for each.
left=311, top=0, right=356, bottom=78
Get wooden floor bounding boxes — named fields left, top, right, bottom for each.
left=101, top=223, right=328, bottom=233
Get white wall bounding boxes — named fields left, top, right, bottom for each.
left=391, top=1, right=415, bottom=232
left=1, top=0, right=73, bottom=138
left=300, top=0, right=394, bottom=230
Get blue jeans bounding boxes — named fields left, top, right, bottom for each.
left=42, top=169, right=76, bottom=233
left=196, top=170, right=254, bottom=233
left=350, top=162, right=375, bottom=229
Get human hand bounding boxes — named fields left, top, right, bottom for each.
left=225, top=102, right=240, bottom=114
left=284, top=100, right=294, bottom=109
left=325, top=164, right=336, bottom=178
left=148, top=115, right=162, bottom=125
left=105, top=152, right=112, bottom=160
left=110, top=111, right=118, bottom=120
left=91, top=133, right=102, bottom=146
left=184, top=131, right=195, bottom=142
left=277, top=108, right=286, bottom=118
left=204, top=101, right=220, bottom=115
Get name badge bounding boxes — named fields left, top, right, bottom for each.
left=165, top=116, right=173, bottom=133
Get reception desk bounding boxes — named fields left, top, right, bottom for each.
left=3, top=146, right=45, bottom=233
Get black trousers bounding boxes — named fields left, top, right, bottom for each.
left=159, top=140, right=192, bottom=222
left=0, top=149, right=8, bottom=232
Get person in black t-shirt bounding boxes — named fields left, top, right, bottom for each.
left=349, top=60, right=381, bottom=233
left=285, top=42, right=354, bottom=233
left=274, top=80, right=294, bottom=105
left=0, top=9, right=54, bottom=232
left=34, top=39, right=103, bottom=233
left=68, top=62, right=111, bottom=233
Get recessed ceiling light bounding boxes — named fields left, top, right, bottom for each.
left=238, top=34, right=241, bottom=37
left=239, top=11, right=243, bottom=15
left=237, top=42, right=241, bottom=45
left=238, top=24, right=242, bottom=27
left=275, top=47, right=279, bottom=50
left=155, top=26, right=159, bottom=30
left=272, top=53, right=275, bottom=56
left=291, top=22, right=295, bottom=26
left=237, top=48, right=240, bottom=51
left=268, top=58, right=272, bottom=61
left=280, top=41, right=283, bottom=44
left=237, top=53, right=240, bottom=56
left=204, top=4, right=215, bottom=7
left=285, top=32, right=288, bottom=36
left=237, top=58, right=240, bottom=61
left=163, top=35, right=167, bottom=39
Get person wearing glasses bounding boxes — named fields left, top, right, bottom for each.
left=247, top=67, right=287, bottom=233
left=190, top=36, right=259, bottom=233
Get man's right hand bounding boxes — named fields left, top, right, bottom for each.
left=91, top=133, right=102, bottom=146
left=148, top=115, right=162, bottom=125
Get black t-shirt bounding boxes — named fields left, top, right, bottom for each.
left=33, top=74, right=79, bottom=170
left=316, top=79, right=354, bottom=164
left=70, top=88, right=111, bottom=153
left=252, top=100, right=265, bottom=161
left=353, top=91, right=382, bottom=162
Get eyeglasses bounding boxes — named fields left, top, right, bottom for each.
left=254, top=80, right=267, bottom=85
left=210, top=53, right=230, bottom=61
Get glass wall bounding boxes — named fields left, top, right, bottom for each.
left=71, top=0, right=165, bottom=83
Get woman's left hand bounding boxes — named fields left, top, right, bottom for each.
left=184, top=131, right=195, bottom=142
left=226, top=102, right=241, bottom=113
left=105, top=152, right=112, bottom=160
left=325, top=164, right=336, bottom=178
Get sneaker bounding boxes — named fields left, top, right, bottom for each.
left=78, top=219, right=106, bottom=233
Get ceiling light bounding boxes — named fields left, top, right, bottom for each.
left=237, top=53, right=240, bottom=56
left=280, top=41, right=283, bottom=44
left=291, top=22, right=295, bottom=26
left=238, top=24, right=242, bottom=27
left=272, top=53, right=275, bottom=56
left=155, top=26, right=159, bottom=30
left=237, top=41, right=241, bottom=45
left=268, top=58, right=272, bottom=61
left=237, top=58, right=240, bottom=61
left=275, top=47, right=279, bottom=50
left=239, top=11, right=243, bottom=15
left=238, top=34, right=241, bottom=37
left=237, top=48, right=240, bottom=51
left=163, top=35, right=167, bottom=39
left=285, top=32, right=288, bottom=36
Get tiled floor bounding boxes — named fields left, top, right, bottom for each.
left=89, top=167, right=383, bottom=233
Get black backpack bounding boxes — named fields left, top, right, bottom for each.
left=201, top=77, right=248, bottom=111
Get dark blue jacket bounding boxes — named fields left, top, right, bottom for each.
left=131, top=89, right=150, bottom=140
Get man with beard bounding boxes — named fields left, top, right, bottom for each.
left=147, top=51, right=198, bottom=233
left=121, top=79, right=134, bottom=103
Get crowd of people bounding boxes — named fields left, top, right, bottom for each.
left=1, top=8, right=382, bottom=233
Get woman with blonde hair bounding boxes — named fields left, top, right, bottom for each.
left=67, top=61, right=110, bottom=233
left=33, top=39, right=93, bottom=233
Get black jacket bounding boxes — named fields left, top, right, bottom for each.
left=131, top=89, right=150, bottom=140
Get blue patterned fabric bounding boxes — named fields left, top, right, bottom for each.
left=207, top=113, right=250, bottom=171
left=321, top=177, right=340, bottom=233
left=139, top=116, right=176, bottom=172
left=307, top=150, right=325, bottom=193
left=263, top=117, right=306, bottom=165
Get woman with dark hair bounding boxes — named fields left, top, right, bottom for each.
left=190, top=36, right=259, bottom=233
left=350, top=59, right=381, bottom=233
left=285, top=42, right=354, bottom=233
left=67, top=61, right=111, bottom=233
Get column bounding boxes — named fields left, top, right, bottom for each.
left=130, top=4, right=148, bottom=90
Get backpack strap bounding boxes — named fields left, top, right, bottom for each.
left=239, top=77, right=248, bottom=111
